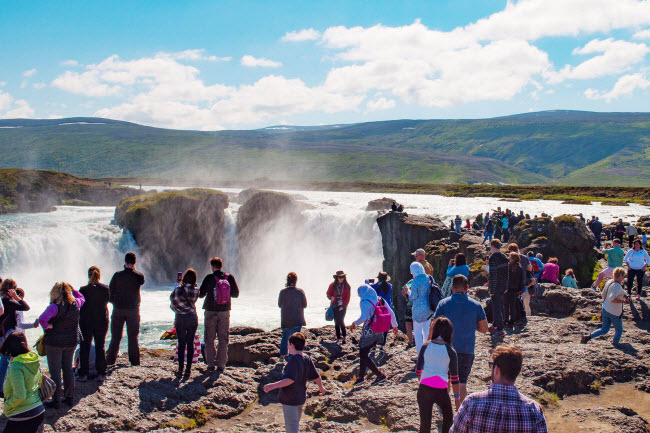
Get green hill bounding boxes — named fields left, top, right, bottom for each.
left=1, top=110, right=649, bottom=186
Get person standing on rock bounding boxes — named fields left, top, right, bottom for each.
left=370, top=272, right=393, bottom=352
left=592, top=239, right=625, bottom=289
left=488, top=240, right=508, bottom=338
left=406, top=262, right=433, bottom=359
left=590, top=217, right=603, bottom=248
left=406, top=249, right=433, bottom=347
left=106, top=252, right=145, bottom=368
left=350, top=284, right=398, bottom=386
left=504, top=253, right=523, bottom=327
left=581, top=267, right=629, bottom=346
left=0, top=279, right=30, bottom=396
left=508, top=243, right=532, bottom=322
left=442, top=254, right=470, bottom=298
left=482, top=219, right=495, bottom=245
left=624, top=239, right=650, bottom=300
left=170, top=268, right=200, bottom=379
left=416, top=317, right=460, bottom=433
left=327, top=271, right=351, bottom=344
left=454, top=215, right=462, bottom=234
left=615, top=219, right=625, bottom=243
left=279, top=272, right=307, bottom=358
left=451, top=345, right=547, bottom=433
left=434, top=275, right=488, bottom=404
left=199, top=257, right=239, bottom=373
left=78, top=266, right=109, bottom=382
left=263, top=332, right=326, bottom=433
left=626, top=222, right=638, bottom=249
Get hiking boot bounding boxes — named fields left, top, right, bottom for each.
left=373, top=375, right=387, bottom=385
left=183, top=370, right=191, bottom=380
left=580, top=335, right=591, bottom=344
left=353, top=377, right=365, bottom=386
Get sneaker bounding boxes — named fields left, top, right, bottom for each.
left=373, top=375, right=387, bottom=385
left=76, top=375, right=88, bottom=382
left=353, top=377, right=365, bottom=386
left=410, top=356, right=418, bottom=362
left=580, top=335, right=591, bottom=344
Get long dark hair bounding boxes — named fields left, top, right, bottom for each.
left=428, top=317, right=453, bottom=344
left=0, top=331, right=30, bottom=357
left=376, top=274, right=390, bottom=297
left=182, top=268, right=197, bottom=286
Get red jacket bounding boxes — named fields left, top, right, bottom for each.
left=327, top=281, right=351, bottom=307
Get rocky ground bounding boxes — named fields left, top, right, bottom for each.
left=2, top=286, right=647, bottom=433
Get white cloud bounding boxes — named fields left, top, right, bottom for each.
left=281, top=28, right=321, bottom=42
left=22, top=69, right=37, bottom=78
left=0, top=89, right=34, bottom=118
left=366, top=97, right=396, bottom=112
left=585, top=73, right=650, bottom=101
left=61, top=60, right=80, bottom=67
left=240, top=55, right=282, bottom=68
left=167, top=49, right=231, bottom=62
left=548, top=38, right=650, bottom=83
left=33, top=82, right=47, bottom=89
left=634, top=29, right=650, bottom=39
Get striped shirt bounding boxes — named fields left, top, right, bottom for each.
left=451, top=384, right=547, bottom=433
left=170, top=284, right=200, bottom=315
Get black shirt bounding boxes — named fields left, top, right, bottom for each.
left=278, top=353, right=319, bottom=406
left=109, top=267, right=145, bottom=309
left=80, top=283, right=110, bottom=326
left=0, top=297, right=29, bottom=336
left=278, top=286, right=307, bottom=329
left=199, top=270, right=239, bottom=312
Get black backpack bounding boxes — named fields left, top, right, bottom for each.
left=428, top=276, right=443, bottom=314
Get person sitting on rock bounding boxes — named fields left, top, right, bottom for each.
left=561, top=269, right=578, bottom=289
left=350, top=284, right=398, bottom=386
left=581, top=267, right=629, bottom=346
left=416, top=317, right=460, bottom=433
left=199, top=257, right=239, bottom=374
left=451, top=345, right=547, bottom=433
left=278, top=272, right=307, bottom=359
left=263, top=332, right=326, bottom=433
left=539, top=257, right=560, bottom=285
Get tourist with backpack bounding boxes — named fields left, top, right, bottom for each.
left=370, top=272, right=393, bottom=352
left=0, top=279, right=30, bottom=397
left=527, top=251, right=544, bottom=281
left=434, top=275, right=488, bottom=404
left=199, top=257, right=239, bottom=373
left=170, top=268, right=200, bottom=378
left=350, top=284, right=398, bottom=386
left=278, top=272, right=307, bottom=359
left=416, top=317, right=460, bottom=433
left=581, top=267, right=629, bottom=346
left=406, top=262, right=433, bottom=359
left=326, top=271, right=351, bottom=344
left=504, top=253, right=523, bottom=327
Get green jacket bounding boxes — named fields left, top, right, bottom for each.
left=3, top=351, right=42, bottom=417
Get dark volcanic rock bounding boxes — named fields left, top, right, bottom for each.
left=115, top=189, right=229, bottom=281
left=366, top=197, right=396, bottom=211
left=511, top=215, right=599, bottom=285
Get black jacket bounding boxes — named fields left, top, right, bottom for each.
left=199, top=270, right=239, bottom=311
left=489, top=252, right=509, bottom=295
left=0, top=297, right=30, bottom=337
left=80, top=283, right=110, bottom=327
left=109, top=267, right=145, bottom=310
left=44, top=301, right=81, bottom=347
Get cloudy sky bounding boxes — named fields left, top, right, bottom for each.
left=2, top=0, right=650, bottom=130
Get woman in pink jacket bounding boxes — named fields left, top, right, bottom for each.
left=540, top=257, right=560, bottom=284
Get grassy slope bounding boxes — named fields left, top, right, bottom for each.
left=2, top=111, right=650, bottom=185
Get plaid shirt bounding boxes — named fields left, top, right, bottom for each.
left=451, top=384, right=547, bottom=433
left=170, top=284, right=200, bottom=315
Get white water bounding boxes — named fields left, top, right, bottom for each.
left=0, top=188, right=647, bottom=348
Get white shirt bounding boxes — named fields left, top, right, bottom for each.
left=602, top=281, right=626, bottom=317
left=624, top=249, right=650, bottom=270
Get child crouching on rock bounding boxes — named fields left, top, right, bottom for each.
left=350, top=284, right=399, bottom=386
left=263, top=332, right=326, bottom=433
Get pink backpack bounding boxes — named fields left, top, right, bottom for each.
left=370, top=298, right=391, bottom=333
left=214, top=274, right=231, bottom=305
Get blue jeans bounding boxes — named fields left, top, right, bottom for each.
left=483, top=232, right=493, bottom=243
left=455, top=225, right=461, bottom=233
left=590, top=308, right=623, bottom=345
left=280, top=326, right=302, bottom=356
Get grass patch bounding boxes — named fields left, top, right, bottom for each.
left=589, top=379, right=602, bottom=394
left=535, top=391, right=560, bottom=407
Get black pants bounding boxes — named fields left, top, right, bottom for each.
left=333, top=306, right=347, bottom=339
left=594, top=232, right=602, bottom=248
left=175, top=313, right=198, bottom=372
left=106, top=308, right=140, bottom=366
left=504, top=291, right=520, bottom=324
left=79, top=320, right=108, bottom=376
left=627, top=268, right=645, bottom=296
left=629, top=235, right=636, bottom=248
left=417, top=384, right=453, bottom=433
left=359, top=343, right=381, bottom=379
left=491, top=292, right=504, bottom=330
left=3, top=412, right=44, bottom=433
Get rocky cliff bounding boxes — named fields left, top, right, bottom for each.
left=16, top=287, right=650, bottom=433
left=115, top=188, right=230, bottom=281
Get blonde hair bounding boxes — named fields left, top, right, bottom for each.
left=88, top=266, right=101, bottom=285
left=565, top=269, right=575, bottom=278
left=613, top=267, right=626, bottom=280
left=50, top=282, right=76, bottom=305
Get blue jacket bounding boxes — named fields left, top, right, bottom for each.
left=370, top=282, right=393, bottom=309
left=408, top=262, right=433, bottom=323
left=447, top=264, right=470, bottom=278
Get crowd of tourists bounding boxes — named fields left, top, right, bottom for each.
left=0, top=211, right=647, bottom=433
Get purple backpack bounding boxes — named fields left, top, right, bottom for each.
left=214, top=274, right=231, bottom=305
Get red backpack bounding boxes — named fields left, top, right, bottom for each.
left=370, top=298, right=392, bottom=333
left=214, top=274, right=231, bottom=305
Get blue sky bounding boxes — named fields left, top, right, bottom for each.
left=2, top=0, right=650, bottom=129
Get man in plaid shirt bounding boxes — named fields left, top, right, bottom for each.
left=451, top=345, right=547, bottom=433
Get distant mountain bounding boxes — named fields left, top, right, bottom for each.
left=1, top=111, right=649, bottom=186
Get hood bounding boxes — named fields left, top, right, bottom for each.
left=12, top=351, right=41, bottom=374
left=410, top=262, right=425, bottom=277
left=357, top=285, right=378, bottom=305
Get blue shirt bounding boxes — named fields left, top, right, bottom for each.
left=446, top=264, right=470, bottom=278
left=434, top=293, right=486, bottom=355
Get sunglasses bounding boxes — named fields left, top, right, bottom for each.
left=337, top=276, right=345, bottom=279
